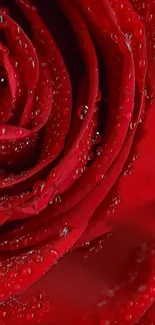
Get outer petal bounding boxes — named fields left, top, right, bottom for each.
left=1, top=235, right=155, bottom=324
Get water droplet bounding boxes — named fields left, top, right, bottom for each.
left=31, top=60, right=35, bottom=68
left=0, top=77, right=5, bottom=83
left=0, top=311, right=7, bottom=318
left=83, top=241, right=90, bottom=247
left=96, top=146, right=103, bottom=156
left=92, top=131, right=102, bottom=145
left=14, top=61, right=19, bottom=67
left=60, top=226, right=69, bottom=237
left=0, top=127, right=6, bottom=135
left=26, top=312, right=35, bottom=321
left=1, top=144, right=11, bottom=154
left=125, top=314, right=133, bottom=321
left=139, top=60, right=146, bottom=68
left=88, top=152, right=95, bottom=161
left=15, top=129, right=23, bottom=136
left=39, top=293, right=43, bottom=300
left=14, top=284, right=20, bottom=290
left=130, top=122, right=136, bottom=130
left=143, top=293, right=149, bottom=299
left=21, top=267, right=32, bottom=277
left=126, top=113, right=131, bottom=120
left=81, top=165, right=87, bottom=174
left=0, top=15, right=4, bottom=23
left=35, top=255, right=44, bottom=263
left=33, top=181, right=45, bottom=196
left=77, top=105, right=88, bottom=120
left=0, top=8, right=9, bottom=15
left=54, top=195, right=61, bottom=203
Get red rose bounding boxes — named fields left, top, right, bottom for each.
left=0, top=0, right=155, bottom=324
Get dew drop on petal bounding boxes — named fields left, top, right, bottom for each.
left=0, top=7, right=9, bottom=15
left=0, top=310, right=7, bottom=319
left=130, top=122, right=136, bottom=130
left=0, top=293, right=4, bottom=300
left=95, top=132, right=102, bottom=144
left=54, top=195, right=61, bottom=203
left=96, top=146, right=103, bottom=156
left=125, top=314, right=133, bottom=321
left=39, top=293, right=44, bottom=300
left=35, top=255, right=44, bottom=263
left=0, top=127, right=6, bottom=135
left=88, top=152, right=95, bottom=161
left=0, top=77, right=5, bottom=83
left=60, top=226, right=69, bottom=237
left=14, top=284, right=21, bottom=291
left=125, top=113, right=131, bottom=120
left=139, top=59, right=146, bottom=68
left=21, top=267, right=32, bottom=277
left=33, top=181, right=45, bottom=196
left=15, top=129, right=23, bottom=136
left=1, top=144, right=11, bottom=154
left=77, top=105, right=88, bottom=120
left=0, top=15, right=4, bottom=23
left=92, top=131, right=102, bottom=145
left=26, top=312, right=35, bottom=321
